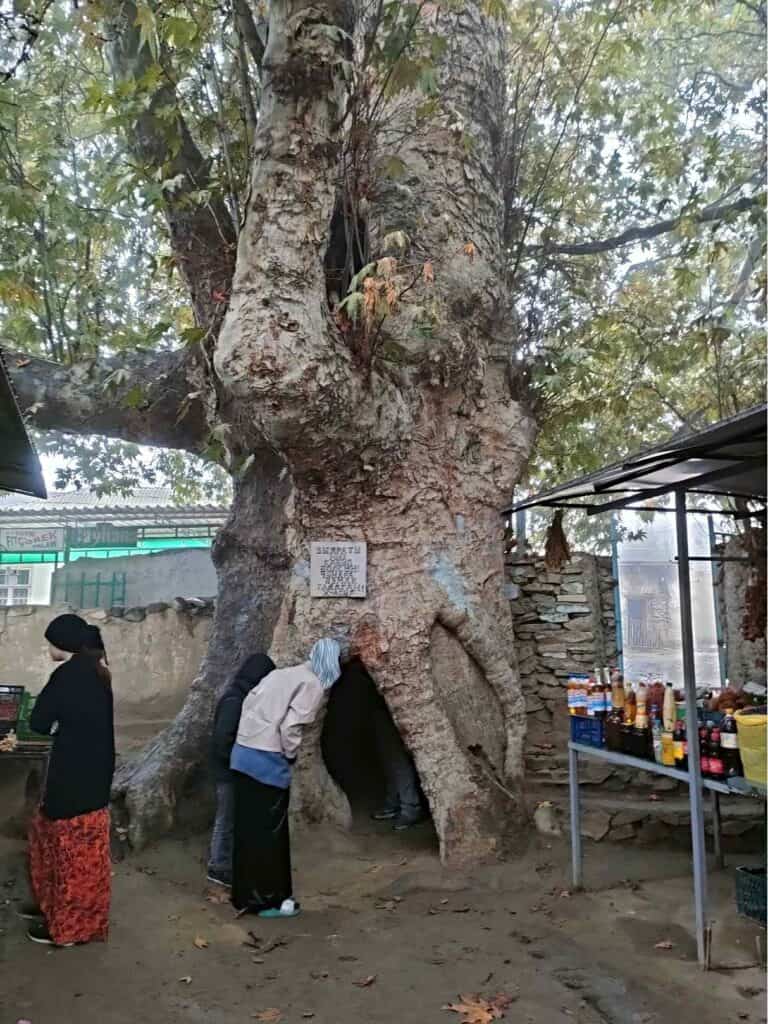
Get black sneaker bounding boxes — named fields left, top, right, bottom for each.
left=393, top=811, right=428, bottom=831
left=27, top=922, right=74, bottom=947
left=206, top=871, right=232, bottom=888
left=371, top=807, right=399, bottom=821
left=16, top=902, right=44, bottom=921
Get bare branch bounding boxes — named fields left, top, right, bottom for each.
left=5, top=348, right=208, bottom=453
left=233, top=0, right=267, bottom=65
left=529, top=193, right=764, bottom=258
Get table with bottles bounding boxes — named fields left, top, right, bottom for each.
left=567, top=669, right=766, bottom=885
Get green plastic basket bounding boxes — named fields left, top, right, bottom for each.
left=16, top=691, right=40, bottom=741
left=735, top=866, right=767, bottom=927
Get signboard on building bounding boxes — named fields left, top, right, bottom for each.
left=66, top=525, right=138, bottom=548
left=310, top=541, right=367, bottom=598
left=0, top=527, right=64, bottom=552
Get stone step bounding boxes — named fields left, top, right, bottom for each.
left=529, top=786, right=764, bottom=844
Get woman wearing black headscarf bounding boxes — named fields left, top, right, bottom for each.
left=207, top=652, right=275, bottom=887
left=21, top=613, right=115, bottom=947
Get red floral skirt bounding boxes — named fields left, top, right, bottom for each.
left=29, top=807, right=111, bottom=945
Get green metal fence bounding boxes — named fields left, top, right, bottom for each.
left=52, top=570, right=127, bottom=609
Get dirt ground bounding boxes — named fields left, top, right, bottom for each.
left=0, top=816, right=765, bottom=1024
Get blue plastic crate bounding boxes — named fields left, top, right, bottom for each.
left=570, top=716, right=604, bottom=749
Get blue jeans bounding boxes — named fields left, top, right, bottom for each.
left=208, top=779, right=235, bottom=878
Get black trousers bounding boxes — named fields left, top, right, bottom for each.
left=231, top=771, right=292, bottom=913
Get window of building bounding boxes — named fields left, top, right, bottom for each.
left=12, top=588, right=29, bottom=605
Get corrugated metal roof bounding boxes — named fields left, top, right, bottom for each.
left=0, top=485, right=229, bottom=526
left=0, top=485, right=226, bottom=513
left=505, top=404, right=767, bottom=515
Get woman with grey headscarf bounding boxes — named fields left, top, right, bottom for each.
left=230, top=639, right=341, bottom=918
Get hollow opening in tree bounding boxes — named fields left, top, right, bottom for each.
left=321, top=658, right=434, bottom=839
left=323, top=200, right=369, bottom=307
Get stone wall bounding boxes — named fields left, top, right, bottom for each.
left=507, top=554, right=618, bottom=746
left=0, top=600, right=213, bottom=752
left=51, top=548, right=218, bottom=609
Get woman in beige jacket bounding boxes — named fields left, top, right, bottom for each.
left=230, top=638, right=341, bottom=918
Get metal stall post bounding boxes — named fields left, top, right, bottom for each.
left=675, top=490, right=710, bottom=967
left=568, top=744, right=583, bottom=890
left=707, top=515, right=727, bottom=688
left=610, top=513, right=624, bottom=674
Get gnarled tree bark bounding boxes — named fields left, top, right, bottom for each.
left=15, top=0, right=540, bottom=865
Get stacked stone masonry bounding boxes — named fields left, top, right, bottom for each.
left=507, top=553, right=617, bottom=746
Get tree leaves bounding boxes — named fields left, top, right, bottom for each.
left=134, top=3, right=160, bottom=60
left=443, top=993, right=517, bottom=1024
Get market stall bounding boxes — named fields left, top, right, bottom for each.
left=0, top=686, right=51, bottom=828
left=505, top=404, right=767, bottom=967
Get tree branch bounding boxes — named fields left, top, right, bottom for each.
left=529, top=193, right=764, bottom=258
left=104, top=0, right=238, bottom=330
left=5, top=348, right=208, bottom=452
left=233, top=0, right=267, bottom=66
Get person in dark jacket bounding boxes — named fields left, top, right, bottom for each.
left=22, top=613, right=115, bottom=947
left=207, top=652, right=275, bottom=886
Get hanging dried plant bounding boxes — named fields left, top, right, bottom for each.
left=544, top=509, right=571, bottom=571
left=741, top=524, right=766, bottom=642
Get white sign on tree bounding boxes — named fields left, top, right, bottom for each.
left=310, top=541, right=367, bottom=599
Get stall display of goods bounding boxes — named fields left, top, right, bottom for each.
left=568, top=668, right=757, bottom=783
left=0, top=686, right=50, bottom=750
left=0, top=684, right=24, bottom=737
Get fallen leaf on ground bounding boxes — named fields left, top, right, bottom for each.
left=443, top=993, right=515, bottom=1024
left=302, top=1014, right=315, bottom=1019
left=654, top=940, right=674, bottom=950
left=206, top=890, right=229, bottom=904
left=178, top=976, right=192, bottom=985
left=375, top=900, right=398, bottom=912
left=338, top=955, right=358, bottom=962
left=310, top=971, right=329, bottom=980
left=252, top=1010, right=282, bottom=1022
left=354, top=975, right=377, bottom=988
left=558, top=890, right=572, bottom=899
left=193, top=936, right=209, bottom=949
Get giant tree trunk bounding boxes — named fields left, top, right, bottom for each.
left=109, top=0, right=539, bottom=865
left=278, top=386, right=536, bottom=864
left=112, top=450, right=291, bottom=847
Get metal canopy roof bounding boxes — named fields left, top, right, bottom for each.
left=0, top=348, right=46, bottom=500
left=505, top=404, right=766, bottom=516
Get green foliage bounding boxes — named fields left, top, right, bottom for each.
left=503, top=0, right=765, bottom=499
left=0, top=0, right=764, bottom=511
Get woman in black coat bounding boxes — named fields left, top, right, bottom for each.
left=207, top=652, right=275, bottom=886
left=24, top=614, right=115, bottom=947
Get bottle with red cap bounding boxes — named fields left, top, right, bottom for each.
left=698, top=723, right=710, bottom=778
left=708, top=724, right=725, bottom=783
left=721, top=708, right=743, bottom=778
